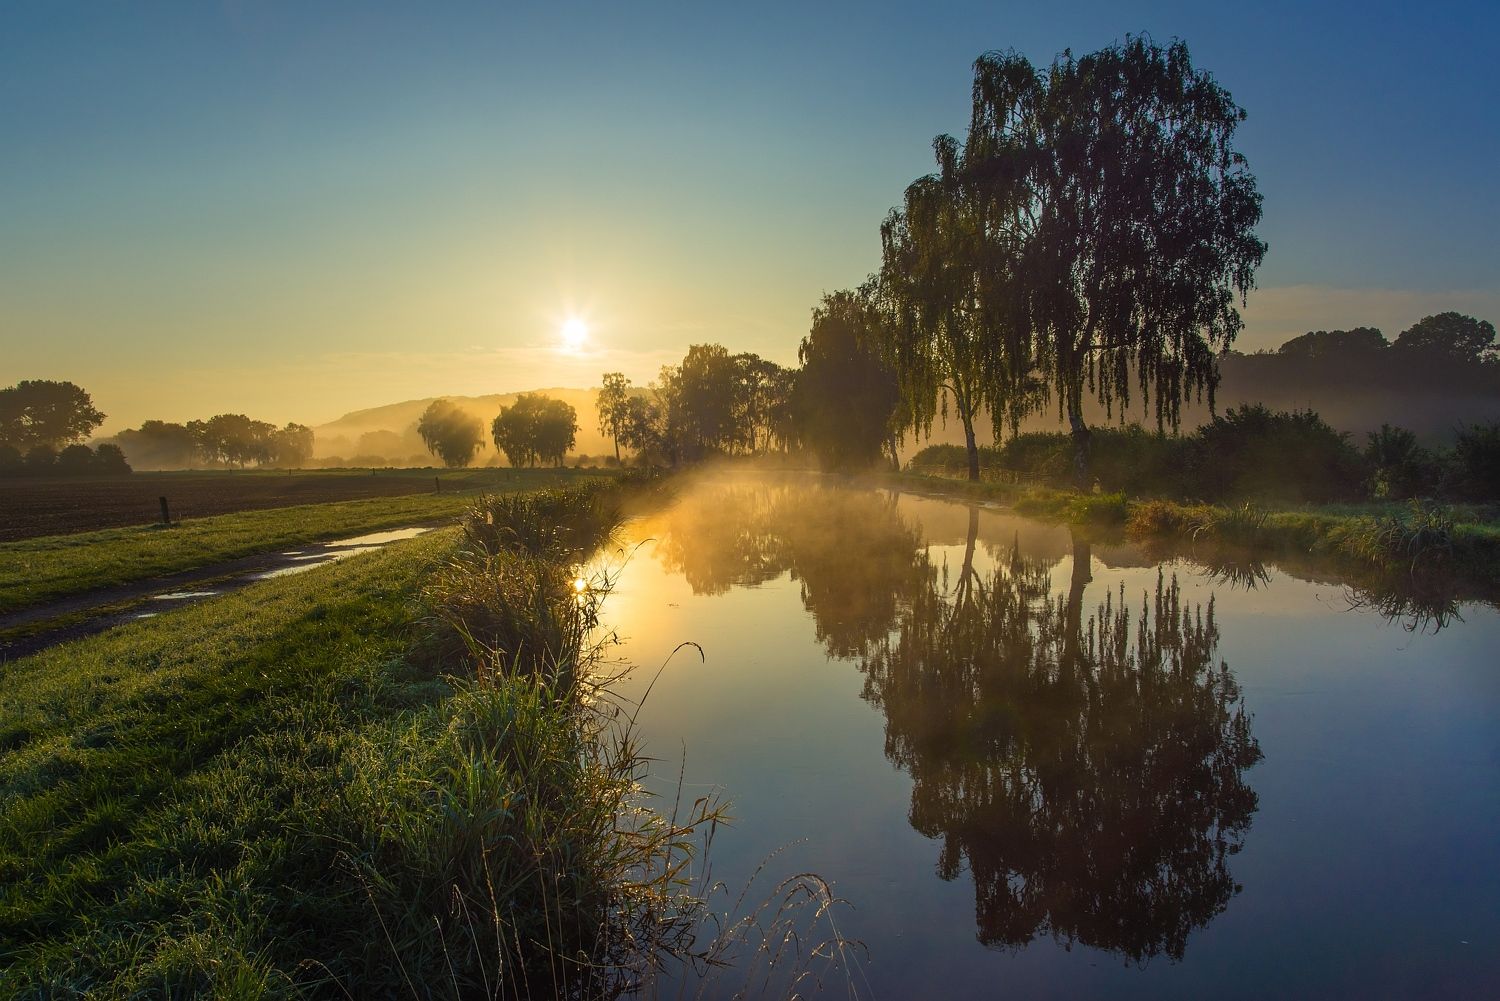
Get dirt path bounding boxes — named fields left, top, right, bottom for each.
left=0, top=524, right=443, bottom=660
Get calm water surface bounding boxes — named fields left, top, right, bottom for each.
left=601, top=477, right=1500, bottom=999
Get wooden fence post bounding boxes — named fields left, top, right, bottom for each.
left=159, top=496, right=171, bottom=525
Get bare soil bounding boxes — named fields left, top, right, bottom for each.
left=0, top=471, right=444, bottom=541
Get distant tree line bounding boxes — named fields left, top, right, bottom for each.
left=107, top=415, right=313, bottom=470
left=0, top=378, right=315, bottom=473
left=594, top=346, right=798, bottom=467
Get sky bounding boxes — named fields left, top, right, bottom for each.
left=2, top=1, right=1497, bottom=433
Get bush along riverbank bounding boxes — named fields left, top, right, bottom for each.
left=0, top=473, right=727, bottom=999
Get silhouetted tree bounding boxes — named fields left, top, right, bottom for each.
left=534, top=397, right=578, bottom=467
left=1278, top=327, right=1387, bottom=360
left=880, top=156, right=1038, bottom=480
left=961, top=38, right=1266, bottom=483
left=1365, top=424, right=1435, bottom=499
left=492, top=393, right=578, bottom=467
left=1393, top=312, right=1497, bottom=364
left=795, top=289, right=900, bottom=472
left=596, top=372, right=632, bottom=463
left=111, top=420, right=198, bottom=470
left=0, top=444, right=22, bottom=475
left=1192, top=405, right=1367, bottom=502
left=1453, top=421, right=1500, bottom=500
left=271, top=423, right=314, bottom=468
left=417, top=399, right=484, bottom=468
left=56, top=443, right=96, bottom=473
left=93, top=443, right=131, bottom=474
left=187, top=414, right=277, bottom=467
left=0, top=380, right=106, bottom=451
left=677, top=344, right=738, bottom=456
left=24, top=444, right=56, bottom=472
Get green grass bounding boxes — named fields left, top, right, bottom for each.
left=0, top=468, right=610, bottom=615
left=0, top=529, right=457, bottom=994
left=0, top=474, right=714, bottom=998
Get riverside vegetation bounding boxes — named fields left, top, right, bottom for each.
left=0, top=474, right=749, bottom=998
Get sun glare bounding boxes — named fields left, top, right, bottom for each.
left=560, top=316, right=588, bottom=352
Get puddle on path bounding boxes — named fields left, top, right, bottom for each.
left=2, top=525, right=438, bottom=659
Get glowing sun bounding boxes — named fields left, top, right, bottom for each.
left=559, top=316, right=589, bottom=352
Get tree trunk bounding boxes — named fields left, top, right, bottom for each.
left=1068, top=410, right=1092, bottom=489
left=1063, top=528, right=1092, bottom=673
left=613, top=437, right=620, bottom=463
left=963, top=416, right=980, bottom=482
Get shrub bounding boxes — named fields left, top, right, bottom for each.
left=1364, top=424, right=1437, bottom=499
left=56, top=443, right=96, bottom=473
left=1189, top=406, right=1368, bottom=503
left=92, top=442, right=132, bottom=474
left=1452, top=421, right=1500, bottom=501
left=23, top=444, right=56, bottom=473
left=0, top=443, right=25, bottom=474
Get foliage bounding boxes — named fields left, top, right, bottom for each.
left=879, top=145, right=1039, bottom=479
left=795, top=290, right=901, bottom=472
left=1452, top=421, right=1500, bottom=502
left=417, top=398, right=485, bottom=468
left=23, top=444, right=56, bottom=472
left=1392, top=311, right=1497, bottom=363
left=596, top=371, right=632, bottom=462
left=0, top=442, right=131, bottom=478
left=1364, top=424, right=1437, bottom=499
left=0, top=379, right=106, bottom=451
left=110, top=419, right=199, bottom=469
left=491, top=392, right=578, bottom=468
left=1278, top=326, right=1387, bottom=359
left=1191, top=405, right=1368, bottom=502
left=934, top=38, right=1266, bottom=483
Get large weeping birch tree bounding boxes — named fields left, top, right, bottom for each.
left=962, top=37, right=1267, bottom=484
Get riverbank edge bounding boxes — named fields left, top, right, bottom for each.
left=877, top=471, right=1500, bottom=586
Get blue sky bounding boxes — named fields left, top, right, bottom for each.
left=2, top=1, right=1496, bottom=429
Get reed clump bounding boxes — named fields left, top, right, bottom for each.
left=382, top=472, right=723, bottom=997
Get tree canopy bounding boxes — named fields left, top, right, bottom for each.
left=0, top=380, right=106, bottom=451
left=492, top=393, right=578, bottom=468
left=794, top=290, right=900, bottom=472
left=595, top=373, right=632, bottom=462
left=417, top=399, right=484, bottom=468
left=956, top=38, right=1266, bottom=480
left=1392, top=311, right=1497, bottom=363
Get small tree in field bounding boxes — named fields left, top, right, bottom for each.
left=417, top=399, right=484, bottom=468
left=493, top=394, right=578, bottom=467
left=794, top=289, right=900, bottom=472
left=596, top=372, right=631, bottom=463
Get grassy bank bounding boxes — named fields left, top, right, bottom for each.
left=0, top=469, right=610, bottom=615
left=1, top=474, right=709, bottom=997
left=888, top=471, right=1500, bottom=583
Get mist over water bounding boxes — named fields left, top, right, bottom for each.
left=601, top=475, right=1500, bottom=998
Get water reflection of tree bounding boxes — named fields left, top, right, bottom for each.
left=652, top=482, right=930, bottom=656
left=859, top=525, right=1262, bottom=962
